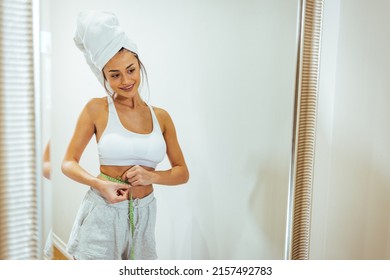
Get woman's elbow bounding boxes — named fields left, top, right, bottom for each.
left=182, top=167, right=190, bottom=184
left=43, top=162, right=51, bottom=180
left=61, top=160, right=72, bottom=176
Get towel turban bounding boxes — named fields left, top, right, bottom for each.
left=74, top=10, right=138, bottom=86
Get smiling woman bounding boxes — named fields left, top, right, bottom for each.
left=48, top=0, right=301, bottom=260
left=60, top=10, right=189, bottom=260
left=102, top=48, right=149, bottom=96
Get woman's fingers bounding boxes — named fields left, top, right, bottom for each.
left=121, top=165, right=138, bottom=182
left=100, top=181, right=130, bottom=203
left=120, top=165, right=155, bottom=187
left=116, top=186, right=130, bottom=196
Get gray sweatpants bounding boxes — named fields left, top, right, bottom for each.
left=66, top=188, right=157, bottom=260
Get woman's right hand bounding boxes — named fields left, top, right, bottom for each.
left=95, top=180, right=131, bottom=204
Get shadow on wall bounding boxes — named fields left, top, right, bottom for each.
left=248, top=156, right=288, bottom=259
left=331, top=149, right=390, bottom=259
left=191, top=217, right=212, bottom=259
left=311, top=138, right=390, bottom=259
left=188, top=158, right=218, bottom=260
left=364, top=165, right=390, bottom=259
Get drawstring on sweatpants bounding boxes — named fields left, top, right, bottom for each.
left=99, top=172, right=135, bottom=260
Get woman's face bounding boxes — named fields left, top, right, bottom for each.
left=103, top=50, right=141, bottom=98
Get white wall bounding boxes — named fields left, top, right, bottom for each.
left=47, top=0, right=299, bottom=259
left=310, top=0, right=390, bottom=259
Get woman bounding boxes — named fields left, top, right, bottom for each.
left=62, top=11, right=189, bottom=260
left=43, top=140, right=51, bottom=180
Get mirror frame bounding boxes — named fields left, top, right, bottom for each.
left=31, top=0, right=325, bottom=260
left=285, top=0, right=324, bottom=260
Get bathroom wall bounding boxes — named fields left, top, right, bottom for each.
left=46, top=0, right=299, bottom=259
left=310, top=0, right=390, bottom=259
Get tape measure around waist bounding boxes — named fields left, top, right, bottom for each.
left=99, top=172, right=135, bottom=260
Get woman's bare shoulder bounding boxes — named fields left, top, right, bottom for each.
left=84, top=96, right=107, bottom=114
left=151, top=105, right=169, bottom=118
left=151, top=106, right=175, bottom=133
left=86, top=96, right=107, bottom=108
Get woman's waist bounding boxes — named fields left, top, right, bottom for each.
left=98, top=165, right=154, bottom=199
left=88, top=187, right=155, bottom=208
left=100, top=164, right=155, bottom=179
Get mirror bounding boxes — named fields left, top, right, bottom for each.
left=41, top=0, right=301, bottom=259
left=310, top=0, right=390, bottom=259
left=40, top=3, right=53, bottom=259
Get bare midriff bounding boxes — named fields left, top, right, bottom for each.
left=98, top=165, right=154, bottom=199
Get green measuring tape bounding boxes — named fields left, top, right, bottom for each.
left=99, top=172, right=135, bottom=260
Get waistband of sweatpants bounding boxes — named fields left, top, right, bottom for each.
left=87, top=188, right=155, bottom=209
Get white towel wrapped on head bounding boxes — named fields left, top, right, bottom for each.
left=74, top=10, right=138, bottom=86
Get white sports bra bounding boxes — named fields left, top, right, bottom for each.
left=98, top=96, right=166, bottom=168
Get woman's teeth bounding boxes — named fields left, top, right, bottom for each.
left=121, top=84, right=134, bottom=91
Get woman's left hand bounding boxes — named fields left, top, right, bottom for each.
left=122, top=165, right=155, bottom=186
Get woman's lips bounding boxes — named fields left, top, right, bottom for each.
left=120, top=84, right=134, bottom=91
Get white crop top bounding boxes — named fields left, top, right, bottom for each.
left=98, top=96, right=166, bottom=168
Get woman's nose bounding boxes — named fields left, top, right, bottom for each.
left=121, top=74, right=132, bottom=84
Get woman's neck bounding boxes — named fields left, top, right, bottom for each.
left=113, top=93, right=144, bottom=109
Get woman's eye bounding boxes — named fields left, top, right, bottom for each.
left=128, top=68, right=135, bottom=73
left=111, top=74, right=119, bottom=78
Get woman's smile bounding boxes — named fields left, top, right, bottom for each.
left=119, top=83, right=135, bottom=92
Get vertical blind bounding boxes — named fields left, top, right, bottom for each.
left=0, top=0, right=39, bottom=259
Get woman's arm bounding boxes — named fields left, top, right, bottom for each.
left=42, top=140, right=51, bottom=180
left=61, top=99, right=130, bottom=203
left=123, top=108, right=189, bottom=186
